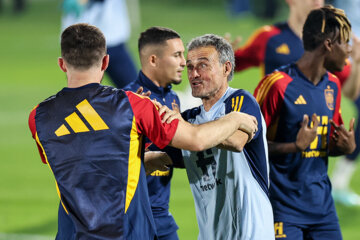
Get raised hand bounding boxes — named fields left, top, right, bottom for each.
left=153, top=99, right=184, bottom=123
left=351, top=34, right=360, bottom=63
left=295, top=114, right=319, bottom=151
left=330, top=118, right=356, bottom=154
left=224, top=32, right=243, bottom=50
left=135, top=86, right=151, bottom=97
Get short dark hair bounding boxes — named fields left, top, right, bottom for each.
left=61, top=23, right=106, bottom=69
left=303, top=5, right=351, bottom=51
left=138, top=26, right=181, bottom=53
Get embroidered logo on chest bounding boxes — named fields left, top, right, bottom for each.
left=324, top=86, right=334, bottom=110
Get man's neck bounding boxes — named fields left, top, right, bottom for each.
left=142, top=69, right=166, bottom=88
left=66, top=69, right=103, bottom=88
left=296, top=51, right=327, bottom=85
left=287, top=10, right=306, bottom=38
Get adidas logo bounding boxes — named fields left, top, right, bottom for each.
left=294, top=95, right=307, bottom=105
left=55, top=99, right=109, bottom=137
left=276, top=43, right=290, bottom=55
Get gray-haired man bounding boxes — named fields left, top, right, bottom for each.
left=181, top=34, right=274, bottom=240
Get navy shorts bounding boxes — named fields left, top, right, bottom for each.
left=274, top=221, right=342, bottom=240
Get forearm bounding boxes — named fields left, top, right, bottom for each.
left=268, top=141, right=300, bottom=156
left=170, top=112, right=246, bottom=152
left=217, top=130, right=248, bottom=152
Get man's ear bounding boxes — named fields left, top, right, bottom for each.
left=324, top=39, right=333, bottom=52
left=149, top=54, right=157, bottom=67
left=101, top=55, right=110, bottom=71
left=223, top=61, right=232, bottom=77
left=58, top=57, right=67, bottom=73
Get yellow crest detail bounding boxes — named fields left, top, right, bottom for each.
left=324, top=86, right=334, bottom=110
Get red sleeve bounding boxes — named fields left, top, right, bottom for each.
left=29, top=106, right=47, bottom=164
left=126, top=91, right=179, bottom=149
left=328, top=73, right=344, bottom=130
left=234, top=25, right=281, bottom=72
left=253, top=71, right=292, bottom=127
left=332, top=59, right=351, bottom=87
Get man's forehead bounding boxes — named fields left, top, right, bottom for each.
left=141, top=38, right=184, bottom=55
left=165, top=38, right=185, bottom=50
left=186, top=46, right=218, bottom=62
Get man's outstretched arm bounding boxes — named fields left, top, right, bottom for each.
left=158, top=100, right=254, bottom=152
left=169, top=111, right=257, bottom=152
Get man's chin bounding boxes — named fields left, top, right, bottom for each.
left=326, top=63, right=344, bottom=73
left=336, top=63, right=346, bottom=72
left=172, top=79, right=182, bottom=85
left=191, top=91, right=205, bottom=99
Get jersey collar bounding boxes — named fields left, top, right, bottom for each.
left=62, top=83, right=100, bottom=91
left=138, top=71, right=172, bottom=96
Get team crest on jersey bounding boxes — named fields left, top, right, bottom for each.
left=324, top=86, right=334, bottom=110
left=276, top=43, right=290, bottom=55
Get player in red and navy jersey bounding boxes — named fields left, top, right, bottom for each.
left=254, top=6, right=356, bottom=239
left=233, top=0, right=327, bottom=76
left=28, top=23, right=258, bottom=239
left=233, top=0, right=360, bottom=206
left=232, top=0, right=352, bottom=92
left=124, top=27, right=185, bottom=240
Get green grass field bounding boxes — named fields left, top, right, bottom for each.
left=1, top=0, right=360, bottom=239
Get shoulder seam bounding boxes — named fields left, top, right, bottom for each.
left=241, top=25, right=280, bottom=49
left=256, top=71, right=289, bottom=105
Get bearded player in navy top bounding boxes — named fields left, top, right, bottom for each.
left=254, top=6, right=356, bottom=239
left=124, top=27, right=185, bottom=240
